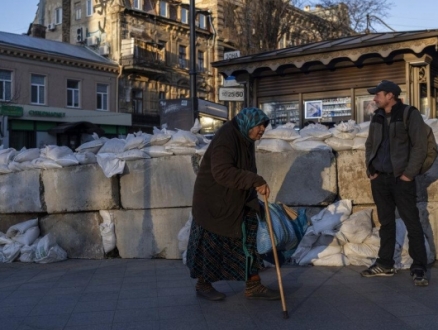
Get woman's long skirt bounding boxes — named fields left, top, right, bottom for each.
left=186, top=214, right=264, bottom=282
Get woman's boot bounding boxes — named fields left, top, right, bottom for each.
left=196, top=277, right=226, bottom=301
left=245, top=274, right=281, bottom=300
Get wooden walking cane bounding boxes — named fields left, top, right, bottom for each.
left=263, top=194, right=289, bottom=319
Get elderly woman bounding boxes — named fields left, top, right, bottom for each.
left=186, top=107, right=280, bottom=301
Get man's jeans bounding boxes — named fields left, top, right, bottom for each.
left=371, top=173, right=427, bottom=271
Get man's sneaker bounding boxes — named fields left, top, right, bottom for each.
left=361, top=264, right=396, bottom=277
left=411, top=269, right=429, bottom=286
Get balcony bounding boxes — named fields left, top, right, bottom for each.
left=121, top=52, right=167, bottom=74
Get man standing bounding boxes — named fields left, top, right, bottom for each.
left=362, top=80, right=429, bottom=286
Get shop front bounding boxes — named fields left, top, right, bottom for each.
left=212, top=30, right=438, bottom=128
left=0, top=105, right=131, bottom=150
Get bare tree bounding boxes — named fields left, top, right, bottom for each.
left=306, top=0, right=394, bottom=33
left=222, top=0, right=393, bottom=55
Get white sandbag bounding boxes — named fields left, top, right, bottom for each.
left=0, top=232, right=13, bottom=245
left=151, top=130, right=172, bottom=146
left=291, top=226, right=319, bottom=264
left=124, top=133, right=152, bottom=151
left=332, top=130, right=357, bottom=140
left=425, top=118, right=438, bottom=132
left=75, top=152, right=97, bottom=164
left=31, top=157, right=63, bottom=169
left=0, top=164, right=13, bottom=174
left=298, top=235, right=343, bottom=265
left=118, top=149, right=151, bottom=161
left=0, top=148, right=17, bottom=165
left=19, top=238, right=40, bottom=263
left=333, top=120, right=358, bottom=132
left=13, top=148, right=40, bottom=163
left=0, top=242, right=22, bottom=263
left=190, top=118, right=203, bottom=134
left=55, top=154, right=79, bottom=167
left=356, top=122, right=370, bottom=138
left=6, top=218, right=39, bottom=238
left=312, top=253, right=350, bottom=266
left=177, top=213, right=193, bottom=253
left=42, top=145, right=73, bottom=160
left=291, top=138, right=332, bottom=151
left=99, top=210, right=116, bottom=253
left=19, top=161, right=36, bottom=170
left=98, top=138, right=126, bottom=154
left=344, top=242, right=379, bottom=260
left=12, top=226, right=40, bottom=246
left=299, top=124, right=332, bottom=140
left=324, top=137, right=354, bottom=151
left=262, top=127, right=300, bottom=141
left=76, top=139, right=104, bottom=154
left=164, top=146, right=196, bottom=155
left=344, top=255, right=372, bottom=267
left=96, top=153, right=126, bottom=178
left=7, top=161, right=23, bottom=172
left=256, top=138, right=293, bottom=152
left=166, top=129, right=198, bottom=147
left=352, top=137, right=367, bottom=150
left=310, top=200, right=352, bottom=235
left=143, top=146, right=173, bottom=158
left=34, top=233, right=67, bottom=263
left=338, top=209, right=373, bottom=244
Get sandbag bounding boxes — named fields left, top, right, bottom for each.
left=256, top=138, right=293, bottom=153
left=99, top=210, right=116, bottom=253
left=312, top=253, right=350, bottom=267
left=310, top=200, right=352, bottom=235
left=34, top=233, right=67, bottom=264
left=75, top=152, right=97, bottom=164
left=13, top=148, right=40, bottom=163
left=98, top=138, right=126, bottom=154
left=338, top=209, right=373, bottom=244
left=96, top=153, right=126, bottom=178
left=0, top=242, right=22, bottom=263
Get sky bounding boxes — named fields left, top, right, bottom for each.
left=0, top=0, right=436, bottom=35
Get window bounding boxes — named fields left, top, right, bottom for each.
left=86, top=0, right=93, bottom=16
left=55, top=7, right=62, bottom=24
left=198, top=14, right=207, bottom=29
left=158, top=91, right=165, bottom=100
left=75, top=2, right=82, bottom=20
left=197, top=51, right=205, bottom=72
left=0, top=70, right=12, bottom=101
left=96, top=84, right=108, bottom=111
left=133, top=0, right=142, bottom=10
left=67, top=80, right=80, bottom=107
left=31, top=74, right=45, bottom=105
left=159, top=1, right=168, bottom=17
left=181, top=8, right=188, bottom=24
left=132, top=89, right=143, bottom=114
left=178, top=45, right=187, bottom=68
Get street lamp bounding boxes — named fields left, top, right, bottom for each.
left=183, top=1, right=211, bottom=124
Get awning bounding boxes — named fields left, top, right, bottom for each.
left=48, top=121, right=105, bottom=136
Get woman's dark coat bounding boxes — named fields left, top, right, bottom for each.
left=192, top=118, right=266, bottom=238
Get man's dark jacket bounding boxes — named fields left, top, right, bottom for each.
left=192, top=118, right=266, bottom=238
left=365, top=100, right=427, bottom=179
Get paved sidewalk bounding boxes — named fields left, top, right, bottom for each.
left=0, top=259, right=437, bottom=330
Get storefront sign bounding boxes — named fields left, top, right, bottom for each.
left=29, top=110, right=66, bottom=118
left=219, top=87, right=245, bottom=101
left=0, top=105, right=23, bottom=117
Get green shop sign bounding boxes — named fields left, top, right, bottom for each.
left=29, top=110, right=66, bottom=118
left=0, top=105, right=24, bottom=117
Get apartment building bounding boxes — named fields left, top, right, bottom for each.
left=0, top=31, right=131, bottom=150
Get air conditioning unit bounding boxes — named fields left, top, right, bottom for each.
left=76, top=27, right=83, bottom=42
left=47, top=23, right=56, bottom=31
left=86, top=36, right=98, bottom=46
left=99, top=45, right=110, bottom=56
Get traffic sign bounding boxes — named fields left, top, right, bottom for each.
left=219, top=87, right=245, bottom=101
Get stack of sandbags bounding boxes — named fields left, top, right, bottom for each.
left=292, top=123, right=333, bottom=151
left=257, top=123, right=299, bottom=152
left=325, top=120, right=359, bottom=151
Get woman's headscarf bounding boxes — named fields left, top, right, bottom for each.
left=235, top=107, right=270, bottom=142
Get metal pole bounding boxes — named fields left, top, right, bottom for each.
left=189, top=0, right=197, bottom=123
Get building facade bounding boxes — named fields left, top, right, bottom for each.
left=31, top=0, right=354, bottom=129
left=0, top=31, right=130, bottom=150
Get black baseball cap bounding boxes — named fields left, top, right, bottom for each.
left=367, top=80, right=401, bottom=96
